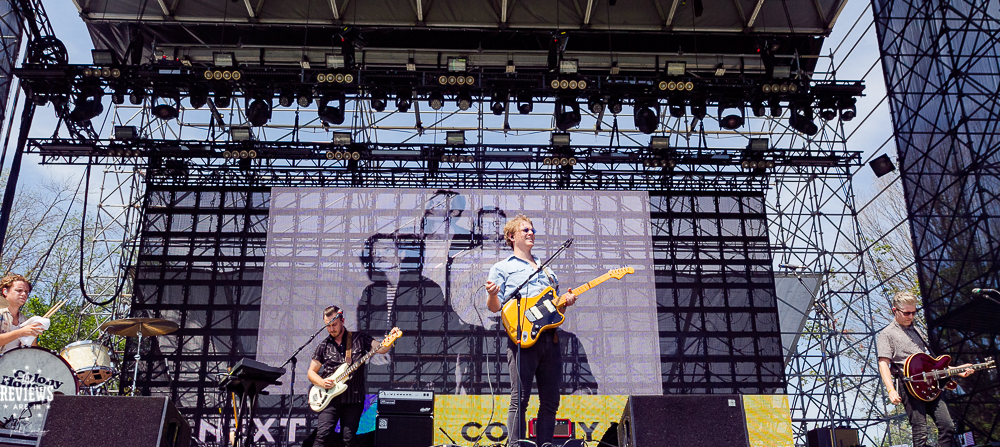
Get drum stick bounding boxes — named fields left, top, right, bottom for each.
left=42, top=299, right=67, bottom=319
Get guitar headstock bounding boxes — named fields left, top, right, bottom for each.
left=609, top=267, right=635, bottom=279
left=382, top=327, right=403, bottom=347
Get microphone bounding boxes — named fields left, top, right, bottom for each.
left=972, top=288, right=999, bottom=295
left=779, top=264, right=807, bottom=270
left=563, top=238, right=574, bottom=248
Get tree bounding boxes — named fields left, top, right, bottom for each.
left=1, top=171, right=106, bottom=353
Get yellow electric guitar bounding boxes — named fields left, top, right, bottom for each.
left=501, top=267, right=634, bottom=347
left=308, top=327, right=402, bottom=412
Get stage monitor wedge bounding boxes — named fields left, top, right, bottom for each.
left=618, top=395, right=750, bottom=447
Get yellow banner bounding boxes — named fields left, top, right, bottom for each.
left=434, top=395, right=628, bottom=445
left=742, top=395, right=794, bottom=447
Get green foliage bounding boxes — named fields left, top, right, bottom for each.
left=23, top=296, right=101, bottom=353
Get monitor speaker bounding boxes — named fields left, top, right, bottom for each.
left=618, top=395, right=750, bottom=447
left=37, top=395, right=190, bottom=447
left=374, top=414, right=432, bottom=447
left=807, top=427, right=861, bottom=447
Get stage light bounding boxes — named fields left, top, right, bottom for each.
left=68, top=97, right=104, bottom=123
left=189, top=85, right=208, bottom=109
left=114, top=126, right=137, bottom=140
left=690, top=97, right=707, bottom=120
left=768, top=97, right=782, bottom=117
left=650, top=136, right=669, bottom=149
left=370, top=90, right=387, bottom=112
left=517, top=92, right=533, bottom=114
left=633, top=101, right=659, bottom=134
left=214, top=87, right=232, bottom=108
left=547, top=32, right=569, bottom=72
left=608, top=97, right=623, bottom=115
left=551, top=132, right=570, bottom=146
left=213, top=52, right=235, bottom=67
left=230, top=127, right=252, bottom=141
left=718, top=105, right=744, bottom=130
left=429, top=91, right=445, bottom=110
left=789, top=105, right=818, bottom=136
left=869, top=153, right=896, bottom=177
left=297, top=88, right=312, bottom=107
left=668, top=96, right=685, bottom=118
left=332, top=132, right=352, bottom=146
left=318, top=94, right=346, bottom=125
left=111, top=86, right=125, bottom=105
left=818, top=97, right=837, bottom=121
left=278, top=88, right=294, bottom=108
left=839, top=97, right=857, bottom=121
left=152, top=103, right=179, bottom=121
left=247, top=99, right=272, bottom=126
left=490, top=92, right=507, bottom=115
left=396, top=90, right=412, bottom=113
left=91, top=49, right=115, bottom=65
left=587, top=95, right=605, bottom=114
left=446, top=131, right=465, bottom=146
left=129, top=88, right=145, bottom=105
left=751, top=98, right=766, bottom=117
left=554, top=97, right=581, bottom=131
left=456, top=91, right=473, bottom=111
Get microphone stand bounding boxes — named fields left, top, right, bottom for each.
left=506, top=237, right=573, bottom=446
left=280, top=323, right=329, bottom=445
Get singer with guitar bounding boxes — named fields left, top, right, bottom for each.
left=308, top=305, right=393, bottom=447
left=877, top=292, right=974, bottom=447
left=485, top=214, right=577, bottom=447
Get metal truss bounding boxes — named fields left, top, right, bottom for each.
left=0, top=1, right=23, bottom=132
left=872, top=0, right=1000, bottom=442
left=29, top=58, right=888, bottom=445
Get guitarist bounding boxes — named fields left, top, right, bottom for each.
left=876, top=292, right=974, bottom=447
left=308, top=305, right=392, bottom=447
left=485, top=214, right=577, bottom=447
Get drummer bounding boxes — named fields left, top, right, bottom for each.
left=0, top=273, right=45, bottom=354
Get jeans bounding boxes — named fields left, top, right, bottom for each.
left=315, top=402, right=363, bottom=447
left=902, top=388, right=955, bottom=447
left=507, top=330, right=562, bottom=447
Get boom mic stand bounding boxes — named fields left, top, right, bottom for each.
left=280, top=323, right=330, bottom=444
left=505, top=237, right=573, bottom=446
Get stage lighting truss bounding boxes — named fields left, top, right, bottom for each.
left=15, top=64, right=865, bottom=142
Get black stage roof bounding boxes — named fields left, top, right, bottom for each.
left=72, top=0, right=847, bottom=75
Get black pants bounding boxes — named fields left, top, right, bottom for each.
left=902, top=388, right=955, bottom=447
left=315, top=402, right=364, bottom=447
left=506, top=331, right=561, bottom=447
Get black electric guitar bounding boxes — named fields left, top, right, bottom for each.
left=902, top=352, right=995, bottom=402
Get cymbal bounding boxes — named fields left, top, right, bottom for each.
left=100, top=318, right=179, bottom=337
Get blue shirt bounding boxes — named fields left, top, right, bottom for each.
left=488, top=254, right=560, bottom=304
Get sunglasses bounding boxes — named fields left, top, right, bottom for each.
left=894, top=308, right=918, bottom=317
left=520, top=228, right=537, bottom=234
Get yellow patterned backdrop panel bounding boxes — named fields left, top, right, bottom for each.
left=434, top=395, right=629, bottom=445
left=742, top=395, right=794, bottom=447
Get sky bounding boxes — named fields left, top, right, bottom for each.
left=2, top=0, right=897, bottom=209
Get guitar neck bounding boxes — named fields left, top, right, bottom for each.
left=335, top=345, right=381, bottom=380
left=563, top=272, right=615, bottom=299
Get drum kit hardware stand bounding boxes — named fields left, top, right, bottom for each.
left=99, top=317, right=179, bottom=396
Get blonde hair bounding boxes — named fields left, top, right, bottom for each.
left=0, top=273, right=31, bottom=295
left=892, top=291, right=919, bottom=309
left=502, top=214, right=533, bottom=249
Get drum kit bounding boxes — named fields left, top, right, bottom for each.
left=0, top=317, right=178, bottom=432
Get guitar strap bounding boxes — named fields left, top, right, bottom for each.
left=540, top=266, right=560, bottom=344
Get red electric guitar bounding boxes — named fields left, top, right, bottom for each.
left=901, top=352, right=995, bottom=402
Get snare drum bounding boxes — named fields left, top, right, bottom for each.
left=59, top=340, right=116, bottom=386
left=0, top=346, right=78, bottom=432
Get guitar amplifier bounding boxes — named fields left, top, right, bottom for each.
left=377, top=389, right=434, bottom=415
left=374, top=414, right=433, bottom=447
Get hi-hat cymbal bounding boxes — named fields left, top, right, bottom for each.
left=100, top=317, right=179, bottom=337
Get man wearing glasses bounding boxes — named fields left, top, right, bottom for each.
left=485, top=214, right=577, bottom=447
left=876, top=291, right=974, bottom=447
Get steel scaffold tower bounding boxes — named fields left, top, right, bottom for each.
left=872, top=0, right=1000, bottom=442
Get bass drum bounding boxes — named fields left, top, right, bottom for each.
left=0, top=346, right=79, bottom=432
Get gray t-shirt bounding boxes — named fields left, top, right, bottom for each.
left=876, top=319, right=932, bottom=370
